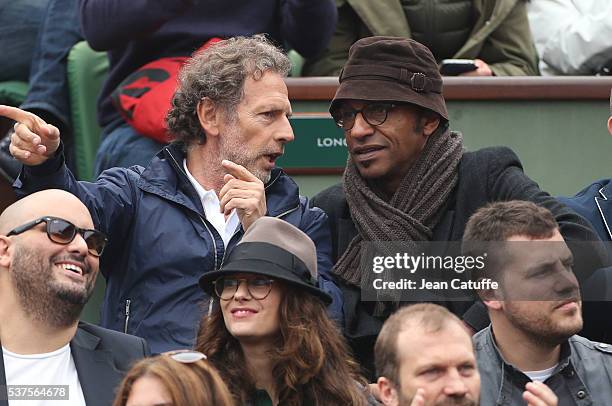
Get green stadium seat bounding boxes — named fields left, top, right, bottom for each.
left=67, top=41, right=108, bottom=181
left=0, top=81, right=28, bottom=106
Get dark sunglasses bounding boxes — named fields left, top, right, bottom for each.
left=7, top=216, right=108, bottom=257
left=330, top=102, right=399, bottom=130
left=213, top=276, right=274, bottom=300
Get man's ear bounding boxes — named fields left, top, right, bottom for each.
left=422, top=113, right=441, bottom=137
left=0, top=236, right=11, bottom=269
left=377, top=377, right=400, bottom=406
left=482, top=296, right=503, bottom=311
left=197, top=98, right=221, bottom=139
left=607, top=116, right=612, bottom=136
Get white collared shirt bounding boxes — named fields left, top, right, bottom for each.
left=184, top=159, right=240, bottom=247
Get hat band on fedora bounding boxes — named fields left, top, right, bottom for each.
left=340, top=65, right=443, bottom=94
left=225, top=242, right=317, bottom=286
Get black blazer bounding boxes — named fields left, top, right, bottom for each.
left=558, top=178, right=612, bottom=242
left=312, top=147, right=608, bottom=378
left=0, top=322, right=149, bottom=406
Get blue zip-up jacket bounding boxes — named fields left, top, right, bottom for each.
left=14, top=143, right=343, bottom=353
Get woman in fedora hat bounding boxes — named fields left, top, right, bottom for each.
left=196, top=217, right=374, bottom=406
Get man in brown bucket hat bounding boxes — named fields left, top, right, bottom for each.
left=311, top=36, right=606, bottom=379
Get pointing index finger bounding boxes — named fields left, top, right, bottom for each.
left=222, top=159, right=258, bottom=182
left=0, top=105, right=48, bottom=134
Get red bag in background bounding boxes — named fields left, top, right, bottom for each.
left=112, top=38, right=221, bottom=143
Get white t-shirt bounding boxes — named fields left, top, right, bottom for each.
left=524, top=364, right=558, bottom=383
left=3, top=344, right=86, bottom=406
left=184, top=159, right=240, bottom=247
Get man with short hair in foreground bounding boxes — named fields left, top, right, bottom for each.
left=464, top=200, right=612, bottom=405
left=0, top=189, right=148, bottom=406
left=374, top=303, right=481, bottom=406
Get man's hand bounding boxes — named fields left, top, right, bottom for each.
left=219, top=160, right=266, bottom=231
left=0, top=105, right=60, bottom=166
left=523, top=381, right=558, bottom=406
left=459, top=59, right=493, bottom=77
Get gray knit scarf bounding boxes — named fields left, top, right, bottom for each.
left=333, top=126, right=464, bottom=292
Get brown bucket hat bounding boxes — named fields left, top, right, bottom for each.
left=331, top=36, right=448, bottom=120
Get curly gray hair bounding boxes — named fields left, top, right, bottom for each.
left=166, top=35, right=291, bottom=145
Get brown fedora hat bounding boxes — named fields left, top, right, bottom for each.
left=331, top=36, right=448, bottom=120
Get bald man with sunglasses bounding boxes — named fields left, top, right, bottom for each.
left=0, top=189, right=149, bottom=406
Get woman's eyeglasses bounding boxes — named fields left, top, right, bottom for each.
left=6, top=216, right=108, bottom=257
left=213, top=276, right=274, bottom=300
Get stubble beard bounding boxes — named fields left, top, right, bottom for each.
left=10, top=245, right=95, bottom=328
left=219, top=123, right=272, bottom=184
left=504, top=302, right=583, bottom=347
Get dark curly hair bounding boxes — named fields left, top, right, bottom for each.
left=166, top=35, right=291, bottom=146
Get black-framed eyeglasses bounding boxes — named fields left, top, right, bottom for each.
left=164, top=350, right=207, bottom=363
left=213, top=276, right=274, bottom=300
left=6, top=216, right=108, bottom=257
left=330, top=102, right=398, bottom=130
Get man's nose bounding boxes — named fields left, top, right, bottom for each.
left=275, top=116, right=295, bottom=144
left=348, top=112, right=374, bottom=140
left=442, top=369, right=469, bottom=397
left=67, top=232, right=90, bottom=257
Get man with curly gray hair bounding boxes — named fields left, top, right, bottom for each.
left=2, top=35, right=343, bottom=353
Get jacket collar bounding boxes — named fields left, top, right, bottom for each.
left=455, top=0, right=518, bottom=57
left=70, top=323, right=124, bottom=406
left=137, top=143, right=205, bottom=216
left=138, top=143, right=301, bottom=218
left=596, top=182, right=612, bottom=240
left=479, top=325, right=573, bottom=404
left=0, top=346, right=5, bottom=406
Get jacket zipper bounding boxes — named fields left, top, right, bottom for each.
left=199, top=215, right=220, bottom=269
left=167, top=150, right=222, bottom=270
left=124, top=299, right=131, bottom=334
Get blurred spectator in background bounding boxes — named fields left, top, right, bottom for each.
left=0, top=0, right=82, bottom=183
left=303, top=0, right=538, bottom=77
left=113, top=351, right=234, bottom=406
left=197, top=217, right=373, bottom=405
left=79, top=0, right=337, bottom=175
left=528, top=0, right=612, bottom=75
left=557, top=90, right=612, bottom=241
left=0, top=0, right=48, bottom=83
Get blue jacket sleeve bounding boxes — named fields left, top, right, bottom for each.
left=281, top=0, right=337, bottom=58
left=79, top=0, right=194, bottom=50
left=299, top=196, right=344, bottom=327
left=13, top=145, right=139, bottom=276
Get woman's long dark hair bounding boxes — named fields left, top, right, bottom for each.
left=195, top=285, right=369, bottom=405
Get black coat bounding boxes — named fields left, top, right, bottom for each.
left=0, top=322, right=149, bottom=406
left=312, top=147, right=607, bottom=378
